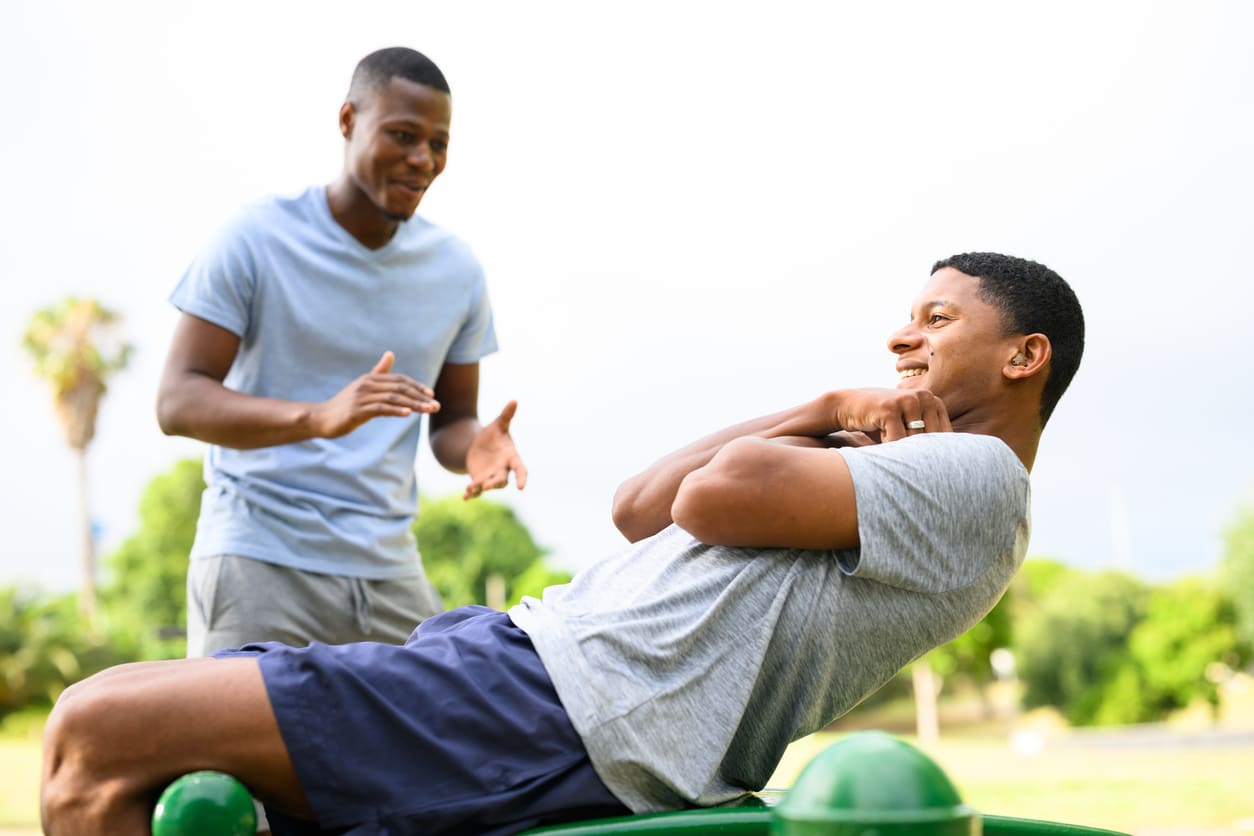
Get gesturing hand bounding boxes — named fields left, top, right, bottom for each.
left=464, top=401, right=528, bottom=500
left=308, top=351, right=440, bottom=439
left=830, top=388, right=952, bottom=442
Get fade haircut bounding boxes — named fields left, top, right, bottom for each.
left=931, top=252, right=1085, bottom=426
left=346, top=47, right=450, bottom=106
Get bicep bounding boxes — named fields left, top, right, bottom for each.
left=160, top=313, right=241, bottom=386
left=672, top=437, right=861, bottom=550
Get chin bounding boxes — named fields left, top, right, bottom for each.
left=378, top=199, right=420, bottom=222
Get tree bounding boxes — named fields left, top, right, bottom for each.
left=0, top=586, right=122, bottom=717
left=1123, top=577, right=1240, bottom=720
left=414, top=496, right=569, bottom=609
left=21, top=297, right=131, bottom=623
left=1015, top=568, right=1149, bottom=725
left=101, top=459, right=205, bottom=660
left=1219, top=498, right=1254, bottom=657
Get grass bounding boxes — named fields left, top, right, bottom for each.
left=0, top=709, right=45, bottom=831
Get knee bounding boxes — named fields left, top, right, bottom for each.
left=41, top=680, right=128, bottom=832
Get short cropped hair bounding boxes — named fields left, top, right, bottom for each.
left=346, top=47, right=450, bottom=105
left=932, top=252, right=1084, bottom=426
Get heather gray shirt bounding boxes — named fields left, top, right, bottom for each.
left=509, top=432, right=1030, bottom=812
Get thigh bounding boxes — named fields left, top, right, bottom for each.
left=47, top=657, right=312, bottom=821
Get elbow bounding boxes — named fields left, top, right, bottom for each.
left=427, top=426, right=469, bottom=475
left=610, top=481, right=648, bottom=542
left=154, top=390, right=184, bottom=437
left=671, top=472, right=722, bottom=544
left=672, top=438, right=765, bottom=545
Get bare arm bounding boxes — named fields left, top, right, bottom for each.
left=155, top=313, right=439, bottom=449
left=428, top=361, right=528, bottom=499
left=672, top=437, right=860, bottom=549
left=611, top=388, right=950, bottom=543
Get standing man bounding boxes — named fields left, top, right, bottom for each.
left=157, top=47, right=526, bottom=656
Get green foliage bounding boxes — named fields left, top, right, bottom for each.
left=100, top=459, right=205, bottom=660
left=507, top=560, right=575, bottom=608
left=1015, top=569, right=1150, bottom=725
left=0, top=588, right=123, bottom=718
left=1125, top=578, right=1240, bottom=716
left=21, top=297, right=131, bottom=394
left=1011, top=557, right=1078, bottom=611
left=415, top=495, right=569, bottom=609
left=1219, top=498, right=1254, bottom=654
left=1013, top=564, right=1244, bottom=726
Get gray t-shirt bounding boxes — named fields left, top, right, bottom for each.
left=508, top=432, right=1030, bottom=812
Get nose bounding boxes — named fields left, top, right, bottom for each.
left=407, top=143, right=434, bottom=172
left=886, top=321, right=920, bottom=355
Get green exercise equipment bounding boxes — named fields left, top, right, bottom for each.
left=151, top=770, right=256, bottom=836
left=150, top=733, right=1130, bottom=836
left=523, top=732, right=1130, bottom=836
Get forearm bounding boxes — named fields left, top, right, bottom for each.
left=670, top=434, right=860, bottom=550
left=611, top=393, right=840, bottom=542
left=429, top=416, right=482, bottom=474
left=156, top=373, right=319, bottom=449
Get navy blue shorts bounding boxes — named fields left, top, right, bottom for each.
left=218, top=607, right=629, bottom=835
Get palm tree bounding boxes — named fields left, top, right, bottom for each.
left=22, top=297, right=131, bottom=624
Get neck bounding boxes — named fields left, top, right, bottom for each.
left=950, top=406, right=1041, bottom=472
left=325, top=179, right=400, bottom=250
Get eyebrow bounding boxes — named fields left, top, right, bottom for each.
left=910, top=299, right=959, bottom=317
left=381, top=117, right=450, bottom=135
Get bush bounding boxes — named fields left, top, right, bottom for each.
left=0, top=587, right=126, bottom=718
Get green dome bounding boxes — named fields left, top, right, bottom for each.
left=152, top=770, right=257, bottom=836
left=772, top=732, right=980, bottom=836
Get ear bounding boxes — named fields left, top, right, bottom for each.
left=1004, top=333, right=1051, bottom=380
left=339, top=101, right=355, bottom=140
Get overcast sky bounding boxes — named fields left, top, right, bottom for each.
left=2, top=1, right=1251, bottom=593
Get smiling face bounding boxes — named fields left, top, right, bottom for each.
left=340, top=76, right=451, bottom=223
left=887, top=267, right=1023, bottom=419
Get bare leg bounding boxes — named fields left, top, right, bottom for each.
left=42, top=657, right=312, bottom=836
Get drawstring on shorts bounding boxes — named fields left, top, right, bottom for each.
left=350, top=577, right=373, bottom=635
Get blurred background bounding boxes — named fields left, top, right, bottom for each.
left=2, top=1, right=1252, bottom=834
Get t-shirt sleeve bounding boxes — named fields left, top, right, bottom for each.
left=167, top=215, right=258, bottom=339
left=444, top=251, right=498, bottom=363
left=834, top=434, right=1030, bottom=593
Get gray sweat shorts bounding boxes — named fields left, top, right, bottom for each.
left=186, top=555, right=445, bottom=656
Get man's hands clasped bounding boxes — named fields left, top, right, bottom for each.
left=826, top=388, right=952, bottom=442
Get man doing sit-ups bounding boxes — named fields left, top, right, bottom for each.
left=41, top=252, right=1084, bottom=836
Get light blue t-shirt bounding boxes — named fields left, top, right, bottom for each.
left=170, top=186, right=498, bottom=578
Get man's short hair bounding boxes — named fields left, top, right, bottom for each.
left=347, top=47, right=450, bottom=105
left=932, top=252, right=1085, bottom=426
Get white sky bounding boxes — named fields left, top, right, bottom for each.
left=2, top=0, right=1252, bottom=592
